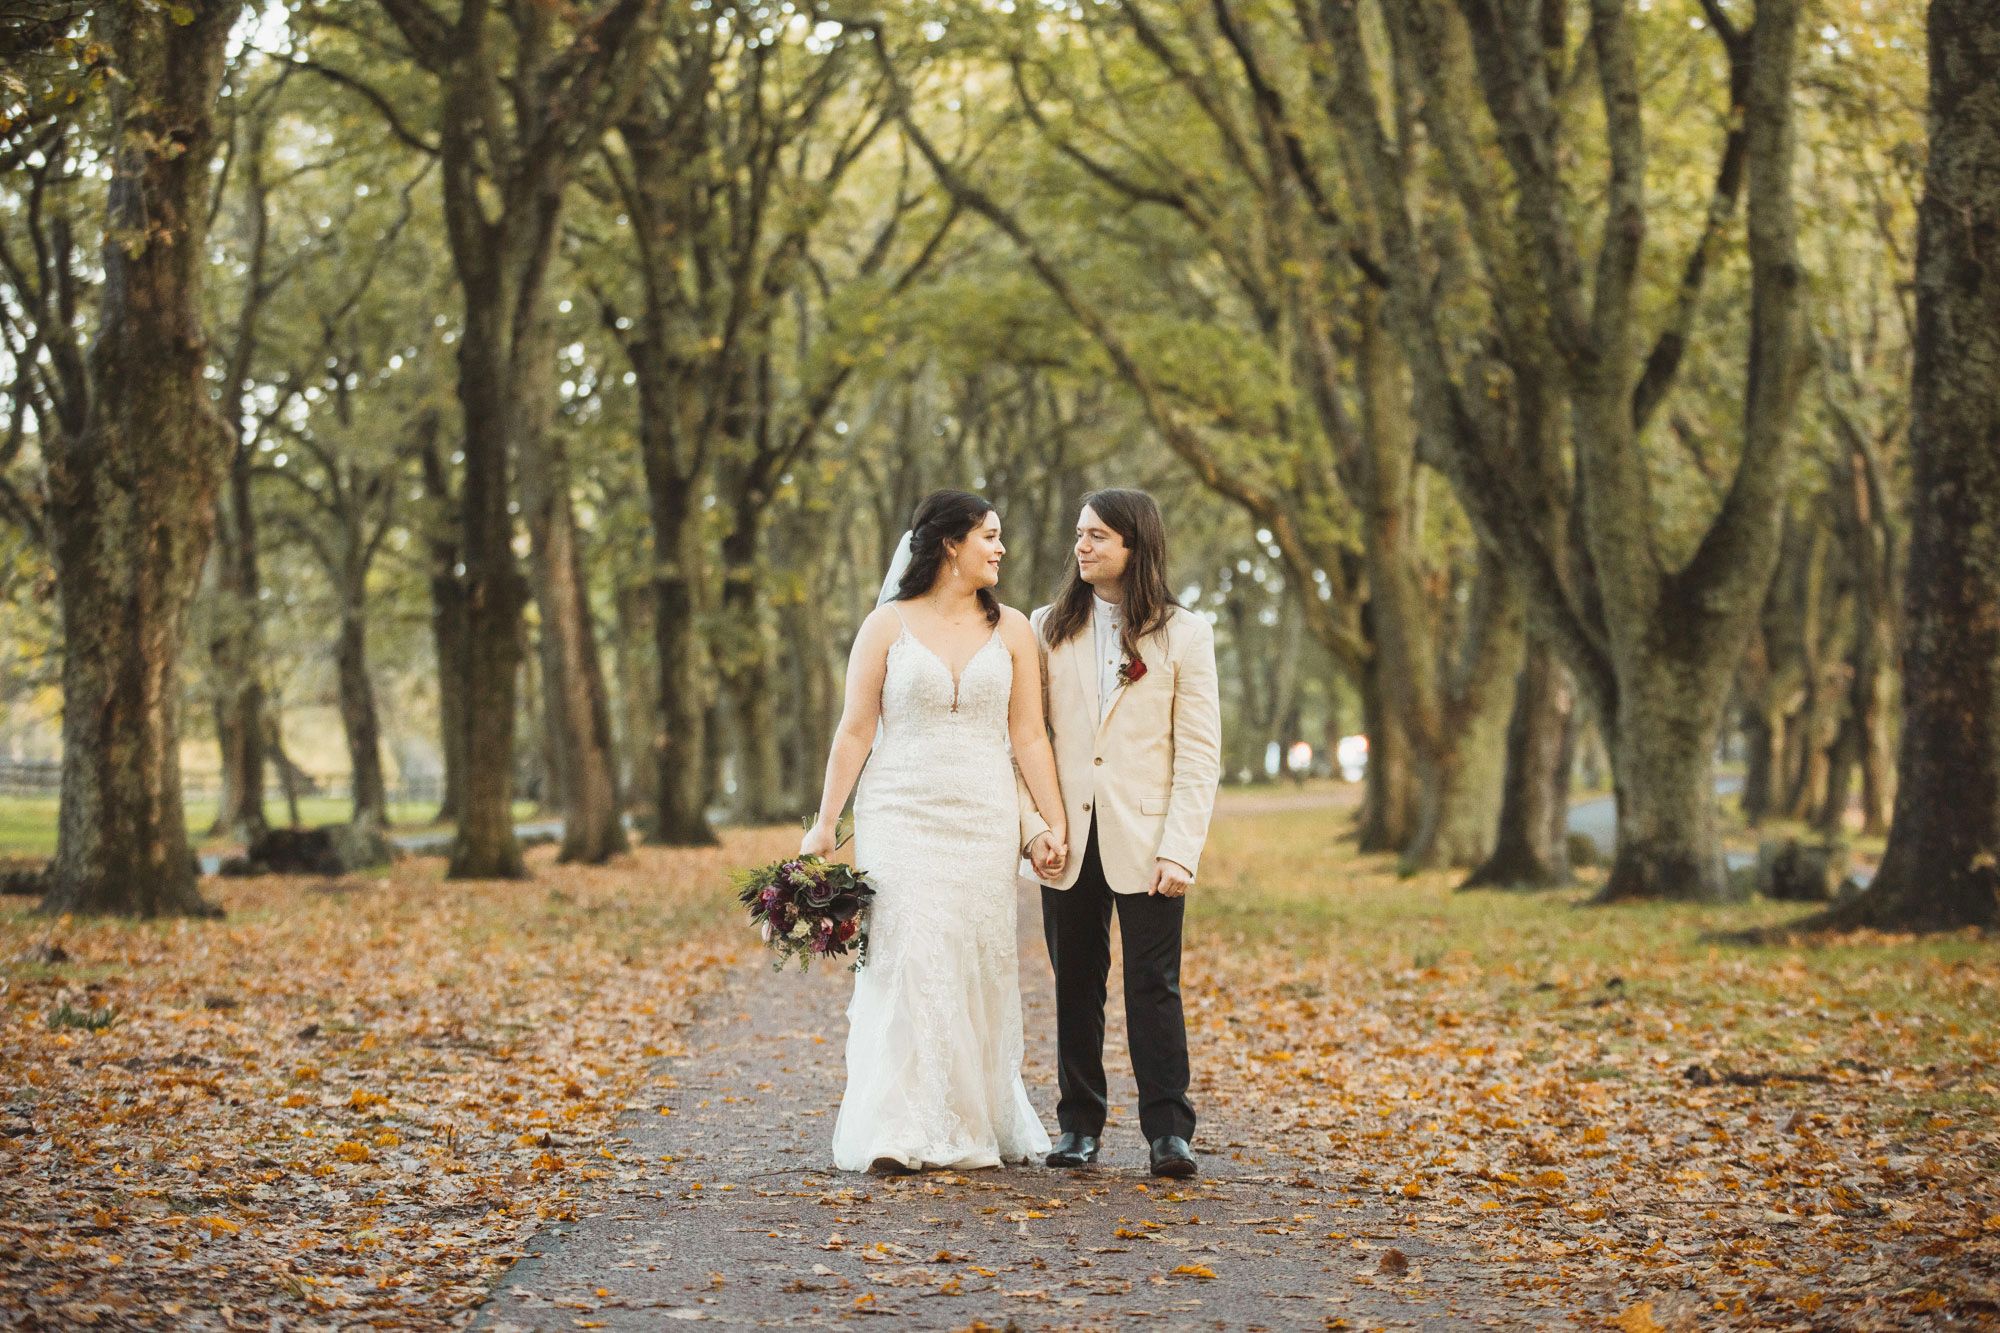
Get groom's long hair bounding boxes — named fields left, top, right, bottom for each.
left=1042, top=488, right=1179, bottom=657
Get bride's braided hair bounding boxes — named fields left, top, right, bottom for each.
left=1043, top=488, right=1179, bottom=657
left=893, top=489, right=1002, bottom=626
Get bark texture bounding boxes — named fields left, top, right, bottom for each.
left=38, top=0, right=235, bottom=918
left=1463, top=636, right=1574, bottom=888
left=1804, top=0, right=2000, bottom=931
left=419, top=429, right=468, bottom=824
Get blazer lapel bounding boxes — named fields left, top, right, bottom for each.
left=1095, top=636, right=1154, bottom=740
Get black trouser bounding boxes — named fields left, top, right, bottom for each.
left=1040, top=819, right=1196, bottom=1143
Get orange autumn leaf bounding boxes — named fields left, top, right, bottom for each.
left=1608, top=1303, right=1664, bottom=1333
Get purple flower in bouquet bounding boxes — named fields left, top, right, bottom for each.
left=734, top=852, right=879, bottom=973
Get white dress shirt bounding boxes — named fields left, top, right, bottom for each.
left=1092, top=593, right=1124, bottom=719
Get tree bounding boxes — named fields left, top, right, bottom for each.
left=310, top=0, right=662, bottom=871
left=37, top=0, right=239, bottom=916
left=1799, top=0, right=2000, bottom=932
left=1315, top=0, right=1807, bottom=900
left=916, top=4, right=1535, bottom=869
left=593, top=15, right=953, bottom=833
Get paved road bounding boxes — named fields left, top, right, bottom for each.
left=474, top=880, right=1533, bottom=1331
left=1565, top=775, right=1746, bottom=865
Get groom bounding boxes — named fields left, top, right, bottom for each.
left=1019, top=489, right=1221, bottom=1178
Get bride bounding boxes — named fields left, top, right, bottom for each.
left=801, top=489, right=1066, bottom=1173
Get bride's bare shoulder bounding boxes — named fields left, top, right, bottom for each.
left=851, top=604, right=907, bottom=653
left=996, top=603, right=1038, bottom=647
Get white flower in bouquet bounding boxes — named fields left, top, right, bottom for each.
left=760, top=920, right=774, bottom=942
left=790, top=920, right=811, bottom=940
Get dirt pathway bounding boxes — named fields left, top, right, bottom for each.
left=475, top=880, right=1535, bottom=1331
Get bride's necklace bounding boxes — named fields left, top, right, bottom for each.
left=920, top=590, right=984, bottom=629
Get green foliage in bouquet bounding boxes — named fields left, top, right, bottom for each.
left=733, top=855, right=877, bottom=973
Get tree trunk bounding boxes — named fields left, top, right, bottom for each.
left=335, top=602, right=388, bottom=831
left=1354, top=658, right=1416, bottom=853
left=613, top=580, right=659, bottom=815
left=1816, top=720, right=1857, bottom=838
left=1806, top=0, right=2000, bottom=931
left=518, top=325, right=623, bottom=862
left=267, top=713, right=306, bottom=830
left=429, top=579, right=468, bottom=827
left=385, top=0, right=666, bottom=879
left=38, top=0, right=234, bottom=918
left=1858, top=681, right=1893, bottom=838
left=728, top=651, right=786, bottom=822
left=416, top=424, right=467, bottom=824
left=651, top=567, right=716, bottom=845
left=1226, top=594, right=1270, bottom=781
left=1265, top=601, right=1305, bottom=775
left=209, top=440, right=268, bottom=845
left=1404, top=555, right=1522, bottom=870
left=1598, top=648, right=1732, bottom=902
left=635, top=461, right=716, bottom=846
left=1464, top=636, right=1574, bottom=888
left=719, top=507, right=788, bottom=822
left=781, top=595, right=839, bottom=808
left=1739, top=698, right=1783, bottom=827
left=445, top=276, right=529, bottom=878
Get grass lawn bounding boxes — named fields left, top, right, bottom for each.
left=1193, top=790, right=1994, bottom=1101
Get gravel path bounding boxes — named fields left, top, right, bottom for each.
left=475, top=879, right=1535, bottom=1331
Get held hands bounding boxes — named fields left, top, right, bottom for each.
left=1027, top=830, right=1069, bottom=880
left=1149, top=857, right=1193, bottom=898
left=799, top=820, right=837, bottom=859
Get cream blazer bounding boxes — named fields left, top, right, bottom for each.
left=1016, top=602, right=1223, bottom=894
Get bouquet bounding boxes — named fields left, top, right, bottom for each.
left=734, top=855, right=877, bottom=972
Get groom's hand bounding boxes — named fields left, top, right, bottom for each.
left=1149, top=858, right=1193, bottom=898
left=1028, top=832, right=1067, bottom=879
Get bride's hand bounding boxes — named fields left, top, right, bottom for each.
left=1046, top=827, right=1069, bottom=875
left=800, top=820, right=836, bottom=859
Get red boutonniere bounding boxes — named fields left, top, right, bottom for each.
left=1117, top=657, right=1147, bottom=687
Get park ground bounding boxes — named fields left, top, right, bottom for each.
left=0, top=787, right=1992, bottom=1329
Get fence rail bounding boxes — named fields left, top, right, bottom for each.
left=0, top=761, right=443, bottom=810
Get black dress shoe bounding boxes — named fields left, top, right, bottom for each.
left=868, top=1156, right=918, bottom=1176
left=1149, top=1135, right=1196, bottom=1179
left=1045, top=1132, right=1100, bottom=1168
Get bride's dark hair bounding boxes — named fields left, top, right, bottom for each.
left=893, top=489, right=1002, bottom=626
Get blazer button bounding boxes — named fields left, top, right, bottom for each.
left=1081, top=802, right=1090, bottom=813
left=1093, top=757, right=1103, bottom=766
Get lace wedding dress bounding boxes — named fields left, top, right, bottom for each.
left=830, top=614, right=1052, bottom=1171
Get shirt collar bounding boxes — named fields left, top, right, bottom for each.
left=1092, top=594, right=1122, bottom=623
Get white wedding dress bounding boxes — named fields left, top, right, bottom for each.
left=830, top=614, right=1052, bottom=1171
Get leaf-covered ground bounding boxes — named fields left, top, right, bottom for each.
left=0, top=789, right=1994, bottom=1330
left=0, top=828, right=796, bottom=1330
left=1188, top=794, right=2000, bottom=1330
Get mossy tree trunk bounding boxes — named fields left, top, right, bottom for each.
left=39, top=0, right=237, bottom=918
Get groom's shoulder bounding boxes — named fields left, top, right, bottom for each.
left=1164, top=603, right=1214, bottom=645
